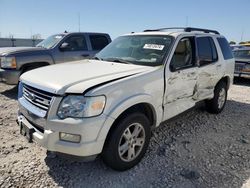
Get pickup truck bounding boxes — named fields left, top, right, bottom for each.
left=17, top=27, right=234, bottom=171
left=233, top=47, right=250, bottom=78
left=0, top=32, right=111, bottom=84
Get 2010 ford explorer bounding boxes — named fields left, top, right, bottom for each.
left=17, top=27, right=234, bottom=171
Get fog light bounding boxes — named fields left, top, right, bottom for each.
left=59, top=132, right=81, bottom=143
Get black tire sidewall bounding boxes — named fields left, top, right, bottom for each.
left=206, top=81, right=227, bottom=113
left=102, top=113, right=151, bottom=171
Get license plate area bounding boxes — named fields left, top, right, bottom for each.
left=20, top=122, right=35, bottom=143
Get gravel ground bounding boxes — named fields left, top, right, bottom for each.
left=0, top=78, right=250, bottom=188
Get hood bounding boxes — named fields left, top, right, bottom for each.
left=20, top=60, right=154, bottom=95
left=0, top=47, right=45, bottom=56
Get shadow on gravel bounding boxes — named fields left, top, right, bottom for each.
left=234, top=77, right=250, bottom=87
left=0, top=85, right=18, bottom=100
left=45, top=156, right=138, bottom=187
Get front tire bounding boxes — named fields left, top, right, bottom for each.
left=205, top=81, right=227, bottom=114
left=102, top=113, right=151, bottom=171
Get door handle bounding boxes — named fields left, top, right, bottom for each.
left=216, top=64, right=222, bottom=68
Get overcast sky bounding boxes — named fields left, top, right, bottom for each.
left=0, top=0, right=249, bottom=43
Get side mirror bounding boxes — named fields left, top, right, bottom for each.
left=60, top=42, right=69, bottom=50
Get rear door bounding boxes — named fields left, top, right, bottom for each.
left=195, top=36, right=223, bottom=100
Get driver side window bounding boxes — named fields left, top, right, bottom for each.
left=63, top=35, right=87, bottom=51
left=170, top=37, right=194, bottom=71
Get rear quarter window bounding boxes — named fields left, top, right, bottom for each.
left=217, top=38, right=233, bottom=60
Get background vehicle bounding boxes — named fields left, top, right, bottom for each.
left=17, top=27, right=234, bottom=171
left=230, top=44, right=245, bottom=51
left=233, top=47, right=250, bottom=78
left=0, top=32, right=111, bottom=84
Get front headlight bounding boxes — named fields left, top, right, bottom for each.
left=0, top=56, right=16, bottom=69
left=57, top=95, right=106, bottom=119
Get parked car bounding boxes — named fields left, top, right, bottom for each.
left=233, top=47, right=250, bottom=78
left=230, top=44, right=245, bottom=51
left=0, top=32, right=111, bottom=84
left=17, top=27, right=234, bottom=171
left=242, top=42, right=250, bottom=47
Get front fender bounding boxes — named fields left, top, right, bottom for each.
left=96, top=94, right=163, bottom=142
left=17, top=54, right=54, bottom=70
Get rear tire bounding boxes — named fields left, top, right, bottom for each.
left=205, top=81, right=227, bottom=114
left=102, top=113, right=151, bottom=171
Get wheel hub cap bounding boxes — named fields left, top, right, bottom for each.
left=118, top=123, right=145, bottom=162
left=218, top=88, right=226, bottom=109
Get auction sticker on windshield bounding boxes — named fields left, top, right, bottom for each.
left=55, top=35, right=63, bottom=39
left=143, top=44, right=165, bottom=50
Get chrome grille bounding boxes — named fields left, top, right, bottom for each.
left=235, top=63, right=245, bottom=72
left=22, top=84, right=53, bottom=111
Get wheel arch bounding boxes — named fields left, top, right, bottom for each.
left=20, top=62, right=50, bottom=74
left=97, top=95, right=162, bottom=146
left=217, top=75, right=231, bottom=90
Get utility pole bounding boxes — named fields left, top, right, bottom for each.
left=30, top=28, right=33, bottom=38
left=240, top=28, right=244, bottom=42
left=10, top=35, right=16, bottom=47
left=78, top=13, right=81, bottom=32
left=185, top=16, right=189, bottom=27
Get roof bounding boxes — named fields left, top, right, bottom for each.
left=124, top=27, right=222, bottom=38
left=63, top=32, right=109, bottom=36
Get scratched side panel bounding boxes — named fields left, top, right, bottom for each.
left=163, top=67, right=198, bottom=120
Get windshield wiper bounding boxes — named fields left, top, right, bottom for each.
left=36, top=45, right=46, bottom=49
left=91, top=56, right=103, bottom=61
left=104, top=58, right=132, bottom=64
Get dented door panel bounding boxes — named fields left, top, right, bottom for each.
left=194, top=64, right=222, bottom=100
left=163, top=67, right=198, bottom=120
left=166, top=68, right=198, bottom=103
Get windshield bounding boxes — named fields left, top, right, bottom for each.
left=233, top=49, right=250, bottom=59
left=36, top=34, right=64, bottom=49
left=96, top=35, right=174, bottom=66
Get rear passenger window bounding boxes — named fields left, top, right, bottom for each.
left=197, top=37, right=218, bottom=66
left=90, top=35, right=109, bottom=51
left=217, top=38, right=233, bottom=60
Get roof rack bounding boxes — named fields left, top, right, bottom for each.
left=143, top=27, right=185, bottom=32
left=143, top=27, right=220, bottom=35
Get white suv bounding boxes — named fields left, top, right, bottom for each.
left=17, top=27, right=234, bottom=171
